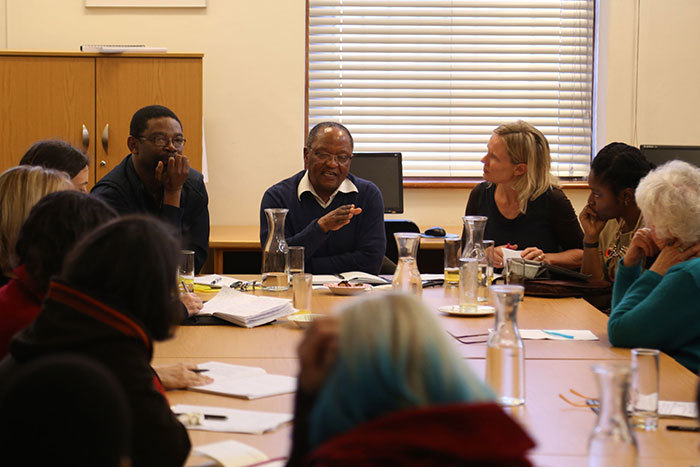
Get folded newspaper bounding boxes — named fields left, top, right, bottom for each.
left=197, top=287, right=294, bottom=328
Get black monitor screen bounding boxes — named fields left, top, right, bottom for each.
left=350, top=152, right=403, bottom=214
left=640, top=145, right=700, bottom=168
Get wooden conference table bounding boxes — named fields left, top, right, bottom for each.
left=156, top=281, right=700, bottom=466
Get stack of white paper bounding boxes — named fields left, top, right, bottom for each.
left=189, top=361, right=297, bottom=399
left=172, top=404, right=292, bottom=434
left=198, top=287, right=294, bottom=328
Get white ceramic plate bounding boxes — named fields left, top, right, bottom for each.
left=286, top=313, right=325, bottom=328
left=325, top=283, right=372, bottom=296
left=438, top=305, right=495, bottom=317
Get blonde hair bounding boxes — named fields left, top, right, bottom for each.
left=635, top=160, right=700, bottom=244
left=0, top=166, right=73, bottom=276
left=494, top=120, right=558, bottom=214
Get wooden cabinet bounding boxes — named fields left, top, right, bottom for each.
left=0, top=52, right=203, bottom=186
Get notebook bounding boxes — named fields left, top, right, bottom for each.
left=197, top=287, right=293, bottom=328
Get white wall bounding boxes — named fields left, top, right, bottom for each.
left=3, top=0, right=699, bottom=228
left=0, top=0, right=7, bottom=48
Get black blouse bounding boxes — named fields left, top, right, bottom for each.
left=465, top=182, right=583, bottom=253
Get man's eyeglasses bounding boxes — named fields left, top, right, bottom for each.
left=309, top=148, right=353, bottom=165
left=138, top=135, right=186, bottom=149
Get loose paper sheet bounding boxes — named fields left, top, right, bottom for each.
left=519, top=329, right=599, bottom=341
left=194, top=439, right=269, bottom=467
left=189, top=361, right=297, bottom=399
left=172, top=404, right=292, bottom=434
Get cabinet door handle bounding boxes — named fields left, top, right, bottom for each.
left=99, top=160, right=107, bottom=167
left=82, top=124, right=90, bottom=150
left=101, top=124, right=109, bottom=152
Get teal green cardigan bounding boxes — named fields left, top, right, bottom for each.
left=609, top=257, right=700, bottom=374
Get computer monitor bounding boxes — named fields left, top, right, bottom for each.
left=350, top=152, right=404, bottom=214
left=640, top=145, right=700, bottom=168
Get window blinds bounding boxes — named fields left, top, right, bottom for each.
left=307, top=0, right=595, bottom=178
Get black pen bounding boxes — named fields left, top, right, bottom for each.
left=666, top=425, right=700, bottom=432
left=191, top=368, right=209, bottom=373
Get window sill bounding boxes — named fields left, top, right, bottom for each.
left=403, top=179, right=590, bottom=190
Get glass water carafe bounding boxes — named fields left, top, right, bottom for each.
left=261, top=208, right=289, bottom=291
left=485, top=284, right=525, bottom=406
left=391, top=232, right=422, bottom=294
left=462, top=215, right=489, bottom=302
left=588, top=362, right=638, bottom=467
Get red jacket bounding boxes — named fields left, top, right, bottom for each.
left=305, top=403, right=535, bottom=466
left=0, top=265, right=43, bottom=358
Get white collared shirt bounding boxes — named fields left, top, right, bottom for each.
left=297, top=171, right=358, bottom=209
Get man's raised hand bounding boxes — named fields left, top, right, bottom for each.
left=318, top=204, right=362, bottom=232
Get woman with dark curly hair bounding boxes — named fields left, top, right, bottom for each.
left=579, top=143, right=654, bottom=282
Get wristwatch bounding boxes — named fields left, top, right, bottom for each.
left=583, top=241, right=599, bottom=248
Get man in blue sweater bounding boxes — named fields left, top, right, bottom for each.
left=260, top=122, right=386, bottom=274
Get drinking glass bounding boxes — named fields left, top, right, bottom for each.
left=288, top=246, right=305, bottom=283
left=178, top=250, right=195, bottom=293
left=443, top=237, right=461, bottom=287
left=292, top=273, right=313, bottom=313
left=458, top=258, right=478, bottom=312
left=630, top=348, right=660, bottom=431
left=478, top=240, right=495, bottom=302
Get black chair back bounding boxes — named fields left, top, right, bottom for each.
left=384, top=219, right=420, bottom=264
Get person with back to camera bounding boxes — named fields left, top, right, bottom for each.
left=0, top=191, right=117, bottom=358
left=260, top=122, right=386, bottom=274
left=287, top=293, right=535, bottom=466
left=608, top=160, right=700, bottom=374
left=0, top=354, right=133, bottom=467
left=19, top=139, right=91, bottom=192
left=0, top=165, right=73, bottom=287
left=465, top=120, right=583, bottom=269
left=0, top=191, right=211, bottom=390
left=579, top=143, right=654, bottom=282
left=0, top=216, right=193, bottom=466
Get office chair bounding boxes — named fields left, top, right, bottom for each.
left=384, top=219, right=420, bottom=264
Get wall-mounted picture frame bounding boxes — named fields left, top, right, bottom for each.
left=86, top=0, right=206, bottom=7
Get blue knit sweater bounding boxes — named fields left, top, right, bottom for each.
left=260, top=171, right=386, bottom=274
left=609, top=257, right=700, bottom=373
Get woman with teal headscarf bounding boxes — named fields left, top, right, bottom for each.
left=287, top=293, right=535, bottom=466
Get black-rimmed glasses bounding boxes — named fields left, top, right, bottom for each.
left=138, top=135, right=186, bottom=149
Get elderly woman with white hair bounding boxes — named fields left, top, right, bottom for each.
left=608, top=160, right=700, bottom=373
left=287, top=294, right=535, bottom=466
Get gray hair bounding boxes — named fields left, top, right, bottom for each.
left=635, top=160, right=700, bottom=243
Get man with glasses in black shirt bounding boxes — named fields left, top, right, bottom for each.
left=93, top=105, right=210, bottom=275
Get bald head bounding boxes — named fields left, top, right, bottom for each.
left=307, top=122, right=354, bottom=149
